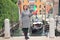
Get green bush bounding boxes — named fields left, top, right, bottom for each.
left=0, top=0, right=19, bottom=29
left=11, top=0, right=17, bottom=4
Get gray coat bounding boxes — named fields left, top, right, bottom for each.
left=21, top=10, right=32, bottom=28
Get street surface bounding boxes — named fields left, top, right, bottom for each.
left=0, top=36, right=60, bottom=40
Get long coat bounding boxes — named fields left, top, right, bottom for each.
left=21, top=10, right=32, bottom=28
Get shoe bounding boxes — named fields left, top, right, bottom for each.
left=27, top=37, right=29, bottom=39
left=25, top=37, right=29, bottom=39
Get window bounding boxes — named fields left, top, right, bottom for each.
left=44, top=6, right=46, bottom=8
left=29, top=4, right=34, bottom=8
left=29, top=4, right=34, bottom=13
left=40, top=10, right=41, bottom=12
left=39, top=5, right=41, bottom=8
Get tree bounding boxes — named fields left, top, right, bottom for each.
left=0, top=0, right=19, bottom=29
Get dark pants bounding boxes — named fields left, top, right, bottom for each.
left=22, top=28, right=28, bottom=38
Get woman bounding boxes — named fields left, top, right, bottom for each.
left=21, top=5, right=33, bottom=39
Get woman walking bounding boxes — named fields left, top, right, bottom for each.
left=21, top=5, right=33, bottom=39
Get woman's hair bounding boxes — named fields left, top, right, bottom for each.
left=23, top=5, right=29, bottom=10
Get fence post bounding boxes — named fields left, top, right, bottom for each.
left=4, top=19, right=10, bottom=38
left=49, top=18, right=56, bottom=38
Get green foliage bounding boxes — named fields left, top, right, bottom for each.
left=11, top=0, right=17, bottom=4
left=0, top=0, right=19, bottom=29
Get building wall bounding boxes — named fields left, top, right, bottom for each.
left=20, top=0, right=46, bottom=15
left=53, top=0, right=59, bottom=16
left=46, top=0, right=59, bottom=16
left=19, top=0, right=59, bottom=15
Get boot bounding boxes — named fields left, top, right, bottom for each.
left=24, top=32, right=29, bottom=39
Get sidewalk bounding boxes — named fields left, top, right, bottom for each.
left=0, top=36, right=60, bottom=40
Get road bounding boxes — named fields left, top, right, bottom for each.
left=0, top=36, right=60, bottom=40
